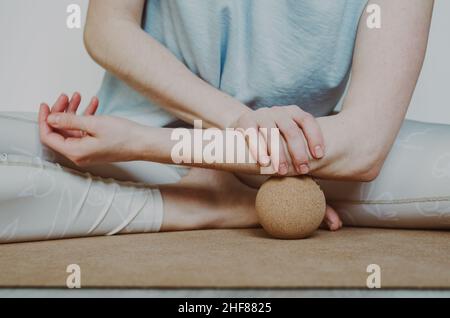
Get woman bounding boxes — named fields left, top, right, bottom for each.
left=1, top=0, right=446, bottom=243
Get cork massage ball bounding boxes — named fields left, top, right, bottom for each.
left=255, top=176, right=326, bottom=239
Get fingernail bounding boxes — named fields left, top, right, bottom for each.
left=47, top=114, right=60, bottom=125
left=299, top=164, right=309, bottom=174
left=278, top=163, right=288, bottom=175
left=315, top=145, right=324, bottom=158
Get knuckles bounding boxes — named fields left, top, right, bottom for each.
left=287, top=105, right=302, bottom=112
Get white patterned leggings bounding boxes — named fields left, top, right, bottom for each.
left=0, top=112, right=449, bottom=243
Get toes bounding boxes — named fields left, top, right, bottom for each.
left=324, top=205, right=343, bottom=231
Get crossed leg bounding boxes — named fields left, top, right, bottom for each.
left=0, top=112, right=260, bottom=243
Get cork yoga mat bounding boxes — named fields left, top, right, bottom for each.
left=0, top=227, right=449, bottom=288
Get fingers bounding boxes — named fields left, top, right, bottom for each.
left=288, top=106, right=325, bottom=159
left=228, top=105, right=325, bottom=174
left=38, top=103, right=52, bottom=136
left=47, top=113, right=94, bottom=135
left=51, top=93, right=98, bottom=116
left=322, top=205, right=343, bottom=231
left=50, top=94, right=69, bottom=113
left=276, top=118, right=310, bottom=175
left=39, top=103, right=68, bottom=153
left=256, top=129, right=271, bottom=167
left=236, top=117, right=271, bottom=167
left=83, top=96, right=99, bottom=116
left=259, top=119, right=288, bottom=175
left=67, top=92, right=82, bottom=114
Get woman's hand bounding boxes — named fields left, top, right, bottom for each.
left=46, top=92, right=99, bottom=138
left=230, top=106, right=325, bottom=175
left=39, top=94, right=144, bottom=166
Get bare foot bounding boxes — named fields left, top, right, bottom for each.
left=160, top=168, right=259, bottom=231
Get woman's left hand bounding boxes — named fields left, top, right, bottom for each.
left=39, top=93, right=144, bottom=166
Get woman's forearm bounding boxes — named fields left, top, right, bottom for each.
left=85, top=1, right=249, bottom=129
left=132, top=112, right=375, bottom=181
left=131, top=126, right=263, bottom=175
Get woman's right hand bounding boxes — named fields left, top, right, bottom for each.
left=39, top=94, right=145, bottom=166
left=230, top=105, right=325, bottom=175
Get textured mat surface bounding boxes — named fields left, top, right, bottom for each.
left=0, top=228, right=449, bottom=288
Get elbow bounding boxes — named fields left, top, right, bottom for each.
left=83, top=17, right=112, bottom=65
left=340, top=151, right=385, bottom=182
left=83, top=23, right=101, bottom=62
left=312, top=151, right=384, bottom=182
left=355, top=161, right=383, bottom=182
left=349, top=154, right=384, bottom=182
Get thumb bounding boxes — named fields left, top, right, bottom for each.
left=47, top=113, right=94, bottom=134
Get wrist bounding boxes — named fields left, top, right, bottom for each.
left=128, top=124, right=152, bottom=161
left=131, top=125, right=176, bottom=164
left=218, top=101, right=252, bottom=129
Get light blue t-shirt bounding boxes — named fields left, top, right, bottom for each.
left=97, top=0, right=368, bottom=127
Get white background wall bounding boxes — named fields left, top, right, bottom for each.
left=0, top=0, right=449, bottom=123
left=0, top=0, right=103, bottom=112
